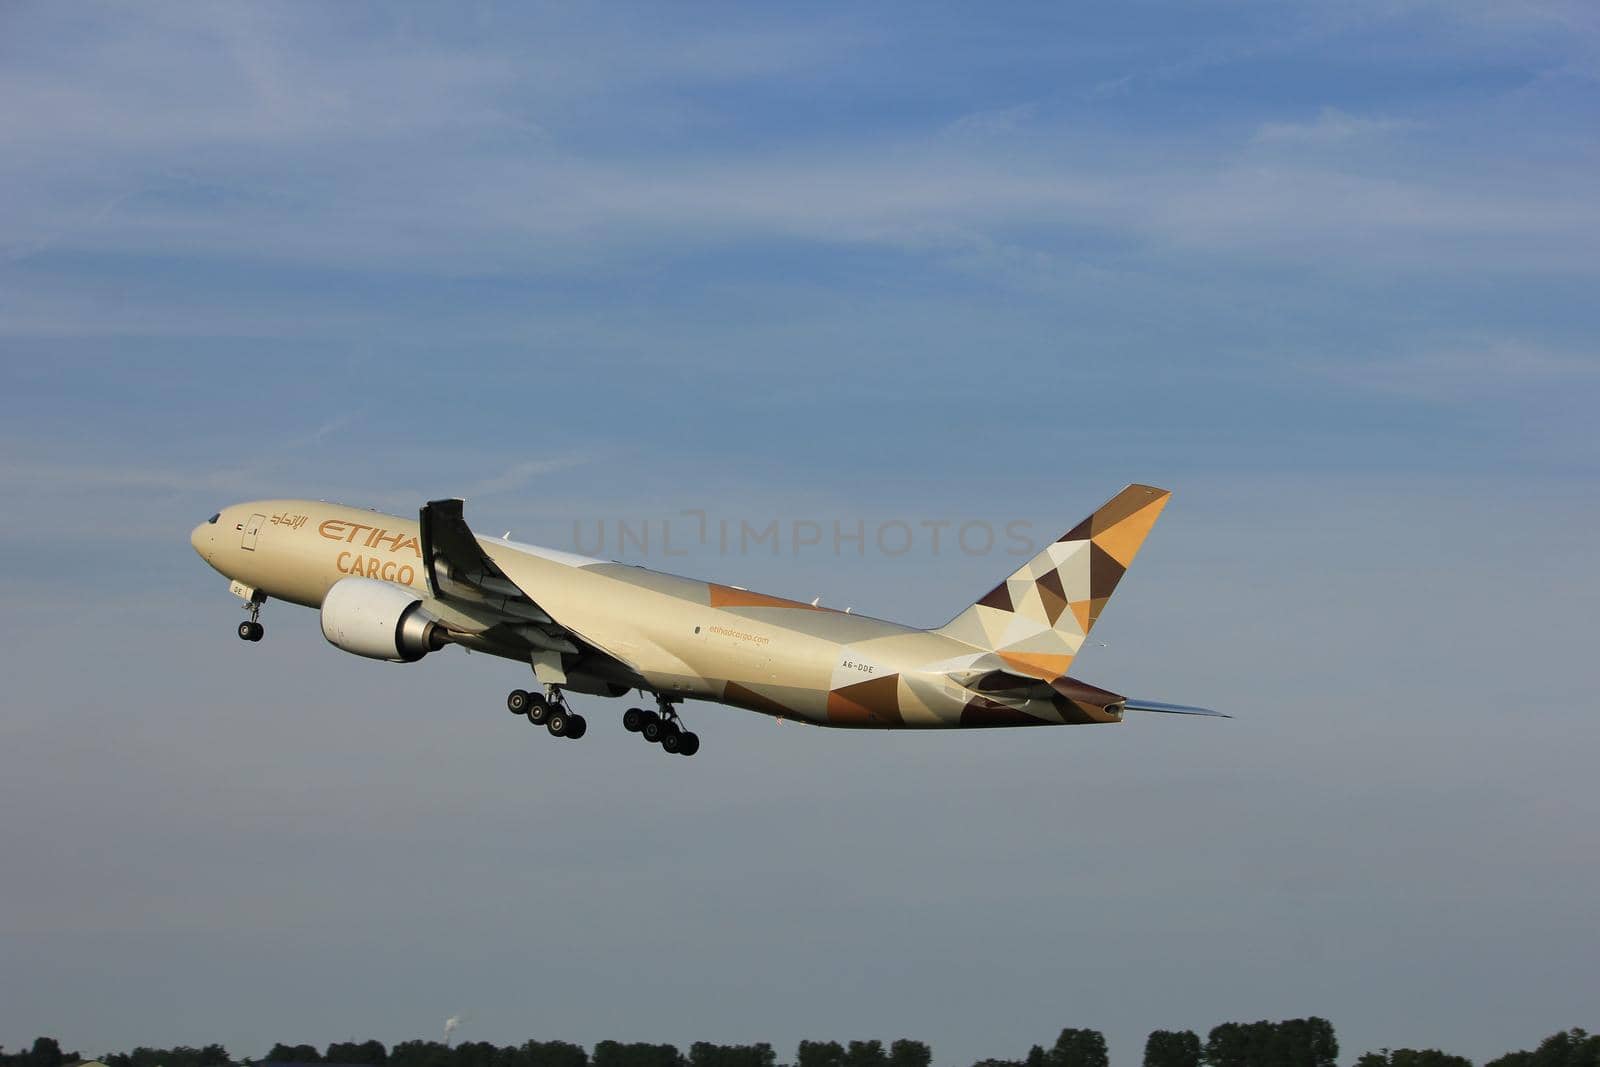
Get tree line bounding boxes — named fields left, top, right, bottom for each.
left=3, top=1019, right=1596, bottom=1067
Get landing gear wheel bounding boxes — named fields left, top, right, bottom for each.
left=507, top=689, right=532, bottom=714
left=546, top=710, right=570, bottom=737
left=526, top=694, right=551, bottom=725
left=634, top=697, right=697, bottom=754
left=237, top=621, right=263, bottom=642
left=565, top=714, right=587, bottom=739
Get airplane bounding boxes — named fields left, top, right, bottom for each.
left=188, top=483, right=1224, bottom=757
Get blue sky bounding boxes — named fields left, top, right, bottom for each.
left=1, top=3, right=1597, bottom=1066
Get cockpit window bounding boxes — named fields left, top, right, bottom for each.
left=207, top=513, right=220, bottom=524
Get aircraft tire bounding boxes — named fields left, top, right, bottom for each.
left=507, top=689, right=531, bottom=714
left=660, top=727, right=682, bottom=754
left=641, top=716, right=664, bottom=743
left=238, top=621, right=253, bottom=641
left=622, top=707, right=648, bottom=732
left=526, top=695, right=551, bottom=725
left=678, top=731, right=700, bottom=756
left=566, top=714, right=587, bottom=739
left=546, top=710, right=569, bottom=737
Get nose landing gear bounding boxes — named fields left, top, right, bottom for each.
left=623, top=698, right=699, bottom=756
left=236, top=600, right=264, bottom=642
left=507, top=686, right=586, bottom=740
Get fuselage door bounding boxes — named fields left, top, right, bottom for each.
left=241, top=513, right=266, bottom=551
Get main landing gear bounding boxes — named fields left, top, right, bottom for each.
left=507, top=686, right=587, bottom=740
left=236, top=600, right=264, bottom=642
left=622, top=698, right=700, bottom=757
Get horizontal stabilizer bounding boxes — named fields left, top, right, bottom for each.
left=1123, top=699, right=1231, bottom=718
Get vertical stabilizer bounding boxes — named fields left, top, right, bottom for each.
left=936, top=485, right=1171, bottom=679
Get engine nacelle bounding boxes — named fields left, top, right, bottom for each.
left=320, top=576, right=447, bottom=662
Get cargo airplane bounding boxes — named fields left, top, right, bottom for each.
left=189, top=484, right=1223, bottom=756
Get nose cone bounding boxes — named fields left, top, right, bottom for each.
left=191, top=521, right=214, bottom=561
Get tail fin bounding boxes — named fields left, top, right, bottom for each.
left=936, top=484, right=1171, bottom=679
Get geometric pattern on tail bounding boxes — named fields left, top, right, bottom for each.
left=935, top=484, right=1171, bottom=681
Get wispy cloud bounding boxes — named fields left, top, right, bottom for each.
left=7, top=140, right=1595, bottom=288
left=1, top=2, right=1595, bottom=301
left=939, top=103, right=1038, bottom=139
left=458, top=456, right=594, bottom=498
left=1254, top=107, right=1419, bottom=143
left=1324, top=338, right=1600, bottom=401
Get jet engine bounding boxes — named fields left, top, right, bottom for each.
left=320, top=576, right=449, bottom=662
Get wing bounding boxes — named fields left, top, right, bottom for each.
left=418, top=500, right=640, bottom=692
left=419, top=498, right=575, bottom=650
